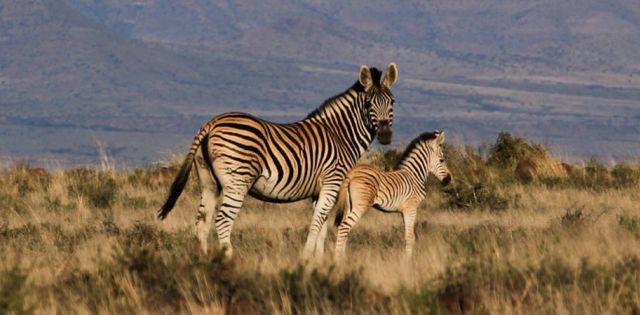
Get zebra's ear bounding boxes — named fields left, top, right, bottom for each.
left=382, top=62, right=398, bottom=88
left=359, top=65, right=373, bottom=90
left=436, top=131, right=446, bottom=144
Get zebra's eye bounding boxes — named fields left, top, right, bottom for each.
left=439, top=159, right=445, bottom=163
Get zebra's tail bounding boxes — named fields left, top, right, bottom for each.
left=157, top=123, right=212, bottom=220
left=333, top=177, right=352, bottom=227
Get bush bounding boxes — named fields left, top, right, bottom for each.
left=618, top=214, right=640, bottom=238
left=488, top=132, right=546, bottom=170
left=611, top=162, right=640, bottom=188
left=402, top=256, right=640, bottom=314
left=5, top=163, right=52, bottom=196
left=365, top=148, right=402, bottom=171
left=560, top=207, right=589, bottom=227
left=0, top=267, right=32, bottom=315
left=120, top=222, right=172, bottom=250
left=67, top=168, right=118, bottom=208
left=279, top=265, right=386, bottom=314
left=441, top=182, right=513, bottom=212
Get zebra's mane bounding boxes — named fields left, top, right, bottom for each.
left=305, top=67, right=383, bottom=120
left=396, top=132, right=439, bottom=168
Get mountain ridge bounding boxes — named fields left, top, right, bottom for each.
left=1, top=0, right=638, bottom=166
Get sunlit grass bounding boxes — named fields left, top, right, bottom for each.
left=1, top=134, right=639, bottom=314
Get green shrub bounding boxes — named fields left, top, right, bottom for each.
left=6, top=163, right=52, bottom=196
left=0, top=266, right=32, bottom=315
left=402, top=256, right=640, bottom=314
left=279, top=265, right=386, bottom=314
left=488, top=132, right=545, bottom=170
left=67, top=168, right=118, bottom=208
left=367, top=148, right=402, bottom=171
left=560, top=206, right=589, bottom=228
left=442, top=144, right=488, bottom=185
left=120, top=222, right=172, bottom=250
left=611, top=162, right=640, bottom=188
left=0, top=192, right=26, bottom=215
left=618, top=214, right=640, bottom=238
left=441, top=182, right=513, bottom=212
left=0, top=224, right=43, bottom=250
left=121, top=195, right=148, bottom=210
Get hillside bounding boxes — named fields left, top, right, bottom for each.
left=1, top=0, right=639, bottom=166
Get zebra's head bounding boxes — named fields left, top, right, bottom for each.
left=427, top=131, right=452, bottom=186
left=358, top=63, right=398, bottom=145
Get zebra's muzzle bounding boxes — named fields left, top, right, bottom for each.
left=442, top=174, right=452, bottom=186
left=377, top=121, right=392, bottom=145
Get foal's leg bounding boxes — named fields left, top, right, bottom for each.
left=334, top=191, right=374, bottom=262
left=401, top=204, right=419, bottom=259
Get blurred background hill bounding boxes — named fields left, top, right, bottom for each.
left=1, top=0, right=639, bottom=166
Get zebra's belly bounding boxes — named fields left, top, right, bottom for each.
left=250, top=175, right=312, bottom=202
left=373, top=197, right=403, bottom=212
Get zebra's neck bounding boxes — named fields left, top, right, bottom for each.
left=304, top=87, right=376, bottom=156
left=398, top=146, right=431, bottom=183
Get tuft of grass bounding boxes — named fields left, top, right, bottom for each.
left=441, top=182, right=514, bottom=212
left=618, top=214, right=640, bottom=238
left=66, top=168, right=118, bottom=208
left=0, top=266, right=32, bottom=315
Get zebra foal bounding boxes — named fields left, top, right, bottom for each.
left=334, top=131, right=451, bottom=260
left=158, top=63, right=399, bottom=259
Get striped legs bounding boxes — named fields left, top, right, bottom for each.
left=214, top=179, right=252, bottom=257
left=194, top=153, right=219, bottom=254
left=335, top=198, right=373, bottom=262
left=401, top=207, right=418, bottom=259
left=302, top=185, right=339, bottom=260
left=314, top=220, right=330, bottom=258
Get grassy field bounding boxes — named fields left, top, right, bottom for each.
left=1, top=133, right=640, bottom=314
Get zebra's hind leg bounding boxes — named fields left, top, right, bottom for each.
left=334, top=203, right=370, bottom=263
left=194, top=151, right=219, bottom=254
left=214, top=177, right=253, bottom=258
left=302, top=184, right=339, bottom=261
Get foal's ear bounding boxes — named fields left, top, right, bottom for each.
left=382, top=62, right=398, bottom=88
left=436, top=130, right=446, bottom=144
left=359, top=65, right=373, bottom=90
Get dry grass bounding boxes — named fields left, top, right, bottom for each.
left=1, top=137, right=640, bottom=314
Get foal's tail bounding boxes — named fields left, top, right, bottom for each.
left=333, top=177, right=352, bottom=227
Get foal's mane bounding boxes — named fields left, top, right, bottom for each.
left=396, top=132, right=438, bottom=168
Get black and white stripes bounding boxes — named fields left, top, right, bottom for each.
left=157, top=63, right=398, bottom=259
left=334, top=131, right=451, bottom=260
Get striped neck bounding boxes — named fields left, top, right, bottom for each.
left=398, top=141, right=435, bottom=184
left=304, top=86, right=376, bottom=156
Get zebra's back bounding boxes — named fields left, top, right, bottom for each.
left=204, top=112, right=344, bottom=202
left=344, top=165, right=423, bottom=212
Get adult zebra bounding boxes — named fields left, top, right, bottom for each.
left=158, top=63, right=398, bottom=259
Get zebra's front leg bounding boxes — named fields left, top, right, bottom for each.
left=302, top=186, right=339, bottom=261
left=308, top=198, right=331, bottom=259
left=314, top=219, right=330, bottom=259
left=401, top=207, right=418, bottom=259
